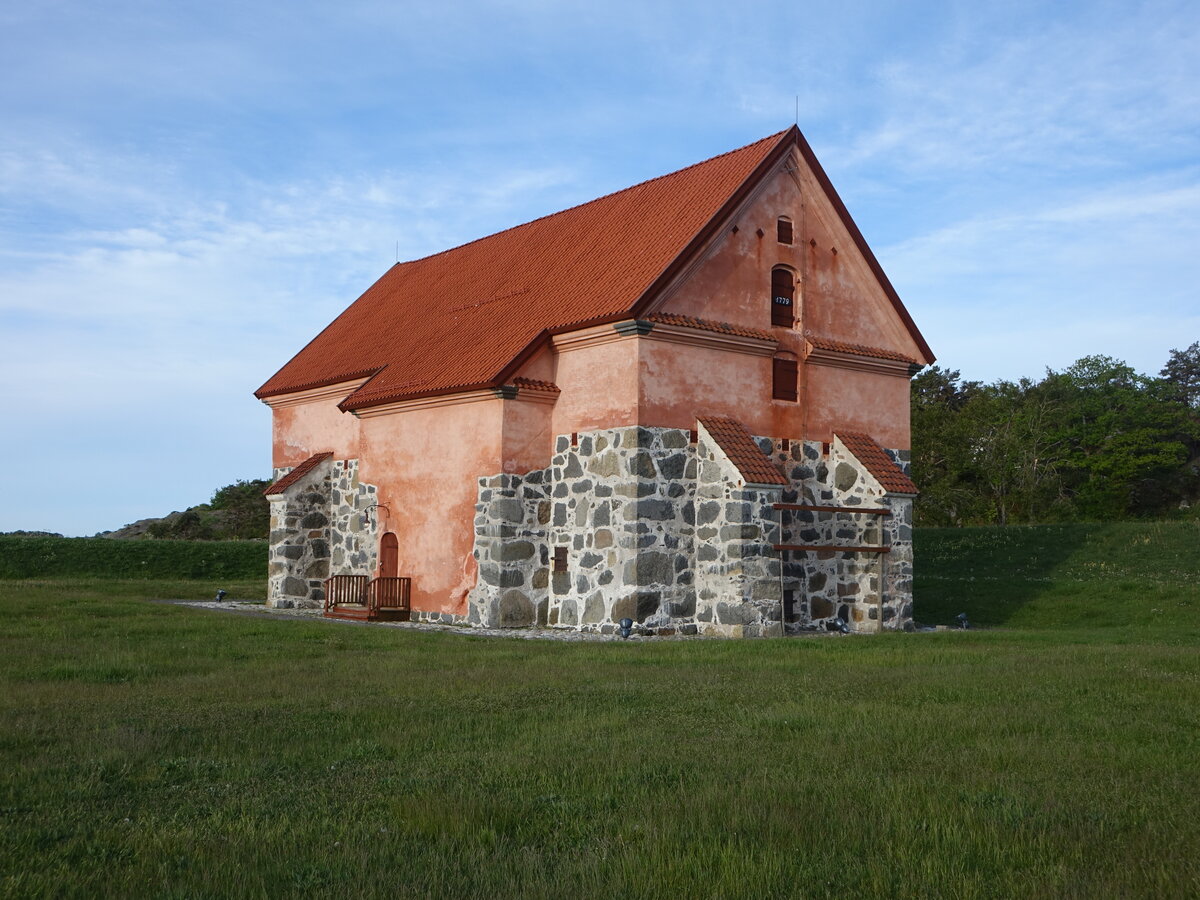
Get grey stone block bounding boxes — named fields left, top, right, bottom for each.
left=498, top=590, right=534, bottom=627
left=497, top=540, right=536, bottom=562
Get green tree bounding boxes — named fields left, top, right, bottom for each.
left=1160, top=341, right=1200, bottom=408
left=1042, top=356, right=1196, bottom=518
left=910, top=367, right=989, bottom=525
left=209, top=479, right=272, bottom=539
left=967, top=379, right=1067, bottom=525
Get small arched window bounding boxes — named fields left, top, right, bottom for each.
left=771, top=267, right=794, bottom=327
left=777, top=217, right=793, bottom=244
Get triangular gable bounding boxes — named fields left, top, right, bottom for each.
left=697, top=416, right=787, bottom=487
left=263, top=451, right=333, bottom=496
left=256, top=127, right=933, bottom=412
left=835, top=433, right=918, bottom=495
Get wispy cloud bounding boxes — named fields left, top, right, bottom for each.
left=2, top=0, right=1199, bottom=533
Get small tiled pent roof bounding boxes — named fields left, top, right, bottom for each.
left=263, top=451, right=333, bottom=496
left=255, top=126, right=934, bottom=412
left=510, top=377, right=561, bottom=393
left=646, top=313, right=775, bottom=343
left=698, top=416, right=787, bottom=486
left=807, top=337, right=920, bottom=365
left=836, top=433, right=918, bottom=495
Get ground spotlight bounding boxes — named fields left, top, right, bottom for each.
left=619, top=617, right=633, bottom=639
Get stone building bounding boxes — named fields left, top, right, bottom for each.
left=256, top=126, right=935, bottom=634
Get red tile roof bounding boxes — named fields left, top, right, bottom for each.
left=256, top=127, right=933, bottom=411
left=646, top=313, right=775, bottom=342
left=698, top=416, right=787, bottom=487
left=511, top=377, right=560, bottom=393
left=807, top=337, right=920, bottom=365
left=836, top=433, right=918, bottom=495
left=263, top=451, right=333, bottom=496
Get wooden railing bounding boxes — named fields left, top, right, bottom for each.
left=366, top=577, right=411, bottom=612
left=323, top=574, right=368, bottom=611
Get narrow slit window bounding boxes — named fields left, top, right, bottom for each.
left=777, top=217, right=793, bottom=244
left=553, top=546, right=568, bottom=573
left=771, top=267, right=794, bottom=327
left=773, top=357, right=798, bottom=401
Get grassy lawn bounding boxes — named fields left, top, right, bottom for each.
left=1, top=524, right=1198, bottom=898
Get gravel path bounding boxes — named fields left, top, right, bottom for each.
left=167, top=600, right=650, bottom=641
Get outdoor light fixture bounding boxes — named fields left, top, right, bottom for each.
left=828, top=616, right=849, bottom=634
left=619, top=617, right=633, bottom=639
left=956, top=612, right=970, bottom=630
left=215, top=590, right=227, bottom=602
left=360, top=503, right=390, bottom=526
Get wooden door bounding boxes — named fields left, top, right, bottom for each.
left=380, top=532, right=399, bottom=578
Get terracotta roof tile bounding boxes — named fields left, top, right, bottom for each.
left=264, top=451, right=333, bottom=496
left=257, top=131, right=794, bottom=410
left=646, top=313, right=775, bottom=343
left=698, top=416, right=787, bottom=486
left=511, top=377, right=561, bottom=393
left=836, top=433, right=918, bottom=495
left=807, top=337, right=919, bottom=365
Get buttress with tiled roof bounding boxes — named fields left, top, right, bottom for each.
left=257, top=127, right=934, bottom=636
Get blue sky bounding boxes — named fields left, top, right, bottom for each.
left=2, top=0, right=1198, bottom=536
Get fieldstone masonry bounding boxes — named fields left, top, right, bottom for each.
left=266, top=458, right=379, bottom=609
left=466, top=425, right=915, bottom=635
left=766, top=435, right=914, bottom=632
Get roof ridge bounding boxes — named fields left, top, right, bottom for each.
left=389, top=130, right=792, bottom=271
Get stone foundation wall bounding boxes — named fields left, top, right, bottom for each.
left=466, top=427, right=915, bottom=635
left=266, top=458, right=379, bottom=609
left=468, top=427, right=701, bottom=632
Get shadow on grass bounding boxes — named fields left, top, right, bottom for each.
left=914, top=524, right=1090, bottom=627
left=913, top=521, right=1200, bottom=633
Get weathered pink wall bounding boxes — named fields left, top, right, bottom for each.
left=547, top=335, right=640, bottom=435
left=650, top=159, right=916, bottom=448
left=804, top=365, right=910, bottom=448
left=271, top=398, right=362, bottom=468
left=637, top=339, right=780, bottom=433
left=271, top=394, right=506, bottom=617
left=355, top=401, right=504, bottom=616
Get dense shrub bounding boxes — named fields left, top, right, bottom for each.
left=0, top=536, right=266, bottom=579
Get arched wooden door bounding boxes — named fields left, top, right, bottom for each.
left=380, top=532, right=399, bottom=578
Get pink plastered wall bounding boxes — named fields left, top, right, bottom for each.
left=271, top=393, right=507, bottom=617
left=355, top=400, right=504, bottom=616
left=648, top=159, right=917, bottom=448
left=271, top=397, right=363, bottom=468
left=547, top=334, right=640, bottom=435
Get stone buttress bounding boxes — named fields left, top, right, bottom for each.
left=264, top=455, right=380, bottom=609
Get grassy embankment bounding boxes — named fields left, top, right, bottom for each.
left=1, top=522, right=1197, bottom=898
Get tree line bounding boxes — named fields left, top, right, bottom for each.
left=911, top=343, right=1200, bottom=526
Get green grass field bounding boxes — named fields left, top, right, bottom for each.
left=1, top=523, right=1197, bottom=898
